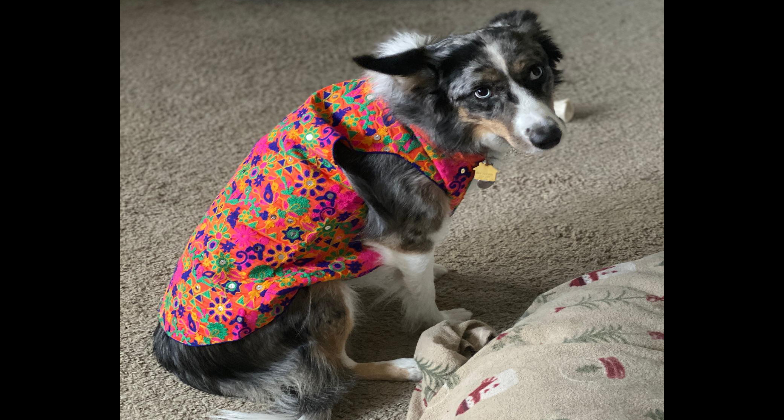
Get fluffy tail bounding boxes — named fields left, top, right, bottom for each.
left=211, top=410, right=330, bottom=420
left=211, top=411, right=295, bottom=420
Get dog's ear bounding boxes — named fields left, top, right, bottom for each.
left=353, top=47, right=433, bottom=77
left=489, top=10, right=563, bottom=79
left=536, top=32, right=563, bottom=68
left=488, top=10, right=540, bottom=30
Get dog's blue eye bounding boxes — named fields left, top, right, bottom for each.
left=474, top=88, right=492, bottom=99
left=530, top=66, right=543, bottom=80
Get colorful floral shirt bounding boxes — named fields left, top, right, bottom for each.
left=159, top=79, right=485, bottom=346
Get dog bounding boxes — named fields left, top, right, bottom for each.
left=153, top=10, right=563, bottom=420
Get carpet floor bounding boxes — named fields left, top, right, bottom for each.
left=120, top=0, right=664, bottom=418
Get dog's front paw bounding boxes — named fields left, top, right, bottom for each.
left=392, top=358, right=423, bottom=381
left=433, top=263, right=449, bottom=278
left=441, top=308, right=473, bottom=323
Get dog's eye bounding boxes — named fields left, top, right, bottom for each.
left=474, top=87, right=492, bottom=99
left=530, top=66, right=543, bottom=80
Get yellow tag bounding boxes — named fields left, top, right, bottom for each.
left=473, top=162, right=498, bottom=182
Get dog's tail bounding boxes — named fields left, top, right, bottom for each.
left=211, top=410, right=330, bottom=420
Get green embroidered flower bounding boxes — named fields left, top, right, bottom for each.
left=261, top=154, right=277, bottom=174
left=234, top=163, right=251, bottom=179
left=211, top=252, right=235, bottom=273
left=224, top=281, right=240, bottom=294
left=282, top=226, right=305, bottom=243
left=181, top=253, right=193, bottom=270
left=301, top=127, right=319, bottom=147
left=209, top=223, right=231, bottom=241
left=239, top=210, right=252, bottom=223
left=329, top=261, right=346, bottom=272
left=344, top=114, right=360, bottom=127
left=278, top=276, right=297, bottom=287
left=177, top=282, right=188, bottom=295
left=358, top=99, right=377, bottom=114
left=287, top=196, right=310, bottom=216
left=207, top=322, right=228, bottom=340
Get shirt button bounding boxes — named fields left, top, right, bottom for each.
left=373, top=134, right=381, bottom=140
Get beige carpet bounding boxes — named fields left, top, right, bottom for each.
left=119, top=0, right=664, bottom=418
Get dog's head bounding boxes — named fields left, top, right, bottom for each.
left=354, top=10, right=564, bottom=158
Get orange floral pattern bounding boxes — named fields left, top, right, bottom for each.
left=159, top=79, right=485, bottom=345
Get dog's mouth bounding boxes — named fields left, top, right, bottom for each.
left=508, top=136, right=544, bottom=156
left=495, top=132, right=559, bottom=155
left=475, top=117, right=564, bottom=157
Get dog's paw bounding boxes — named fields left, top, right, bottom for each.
left=391, top=358, right=423, bottom=382
left=433, top=263, right=449, bottom=278
left=441, top=308, right=473, bottom=323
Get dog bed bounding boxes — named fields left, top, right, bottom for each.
left=407, top=252, right=664, bottom=420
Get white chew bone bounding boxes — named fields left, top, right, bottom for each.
left=554, top=99, right=574, bottom=122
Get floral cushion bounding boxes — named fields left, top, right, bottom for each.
left=408, top=252, right=664, bottom=420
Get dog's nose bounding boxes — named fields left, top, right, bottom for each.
left=529, top=122, right=562, bottom=150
